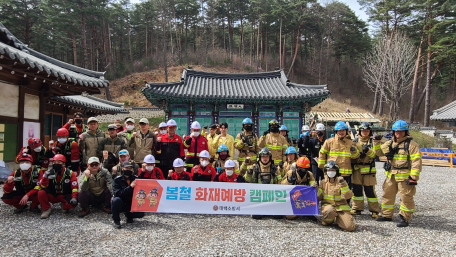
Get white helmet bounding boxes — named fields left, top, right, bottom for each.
left=159, top=122, right=167, bottom=128
left=225, top=160, right=235, bottom=168
left=302, top=125, right=310, bottom=131
left=316, top=123, right=326, bottom=131
left=167, top=119, right=177, bottom=127
left=191, top=121, right=201, bottom=130
left=199, top=150, right=210, bottom=158
left=173, top=158, right=184, bottom=167
left=143, top=154, right=155, bottom=164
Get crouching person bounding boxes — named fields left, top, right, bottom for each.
left=317, top=160, right=355, bottom=232
left=111, top=160, right=144, bottom=229
left=138, top=154, right=164, bottom=179
left=78, top=157, right=113, bottom=218
left=213, top=160, right=245, bottom=183
left=167, top=158, right=193, bottom=181
left=37, top=154, right=79, bottom=219
left=1, top=154, right=41, bottom=214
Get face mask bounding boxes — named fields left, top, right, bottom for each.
left=226, top=169, right=234, bottom=176
left=160, top=130, right=167, bottom=135
left=200, top=160, right=209, bottom=167
left=146, top=166, right=154, bottom=171
left=270, top=127, right=279, bottom=133
left=126, top=125, right=135, bottom=131
left=58, top=138, right=67, bottom=144
left=123, top=169, right=133, bottom=176
left=53, top=164, right=63, bottom=173
left=75, top=119, right=83, bottom=124
left=317, top=131, right=324, bottom=137
left=192, top=131, right=201, bottom=137
left=219, top=153, right=228, bottom=161
left=20, top=163, right=31, bottom=171
left=327, top=171, right=337, bottom=178
left=33, top=146, right=42, bottom=152
left=244, top=125, right=253, bottom=132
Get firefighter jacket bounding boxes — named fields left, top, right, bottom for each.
left=96, top=136, right=126, bottom=157
left=304, top=136, right=326, bottom=165
left=215, top=134, right=235, bottom=160
left=243, top=162, right=281, bottom=184
left=258, top=132, right=288, bottom=165
left=373, top=136, right=422, bottom=181
left=234, top=131, right=259, bottom=162
left=192, top=164, right=216, bottom=181
left=354, top=136, right=377, bottom=174
left=15, top=146, right=49, bottom=169
left=129, top=130, right=157, bottom=163
left=318, top=134, right=360, bottom=176
left=278, top=160, right=296, bottom=178
left=39, top=168, right=78, bottom=198
left=155, top=133, right=185, bottom=168
left=206, top=133, right=220, bottom=156
left=138, top=167, right=165, bottom=180
left=80, top=129, right=106, bottom=164
left=78, top=167, right=113, bottom=197
left=183, top=135, right=209, bottom=158
left=63, top=122, right=88, bottom=139
left=167, top=171, right=193, bottom=181
left=317, top=176, right=353, bottom=212
left=215, top=172, right=246, bottom=183
left=3, top=166, right=41, bottom=197
left=281, top=169, right=316, bottom=186
left=118, top=130, right=135, bottom=158
left=48, top=139, right=80, bottom=172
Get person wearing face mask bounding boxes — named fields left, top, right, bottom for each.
left=297, top=125, right=311, bottom=158
left=78, top=157, right=113, bottom=218
left=318, top=121, right=360, bottom=189
left=155, top=119, right=185, bottom=178
left=97, top=124, right=127, bottom=158
left=15, top=137, right=49, bottom=169
left=206, top=124, right=220, bottom=158
left=167, top=158, right=193, bottom=181
left=45, top=128, right=81, bottom=175
left=118, top=118, right=136, bottom=158
left=213, top=160, right=245, bottom=183
left=258, top=119, right=289, bottom=167
left=111, top=160, right=145, bottom=229
left=235, top=118, right=259, bottom=166
left=129, top=118, right=158, bottom=166
left=212, top=144, right=240, bottom=175
left=154, top=122, right=171, bottom=172
left=304, top=123, right=327, bottom=185
left=183, top=121, right=208, bottom=171
left=138, top=154, right=164, bottom=179
left=37, top=154, right=79, bottom=219
left=191, top=150, right=216, bottom=181
left=63, top=112, right=88, bottom=140
left=214, top=122, right=235, bottom=161
left=278, top=146, right=299, bottom=178
left=107, top=150, right=140, bottom=179
left=279, top=125, right=293, bottom=146
left=317, top=160, right=355, bottom=232
left=2, top=154, right=41, bottom=214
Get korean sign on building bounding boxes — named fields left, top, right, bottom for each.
left=227, top=104, right=244, bottom=110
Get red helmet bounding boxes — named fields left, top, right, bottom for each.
left=28, top=138, right=42, bottom=148
left=56, top=128, right=69, bottom=137
left=296, top=157, right=311, bottom=169
left=18, top=154, right=34, bottom=163
left=52, top=154, right=66, bottom=163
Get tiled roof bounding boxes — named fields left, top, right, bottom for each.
left=430, top=100, right=456, bottom=121
left=310, top=112, right=381, bottom=123
left=51, top=94, right=128, bottom=113
left=143, top=69, right=329, bottom=102
left=0, top=22, right=108, bottom=88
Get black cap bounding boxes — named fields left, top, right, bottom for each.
left=121, top=160, right=134, bottom=167
left=209, top=124, right=218, bottom=129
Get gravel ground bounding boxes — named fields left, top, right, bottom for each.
left=0, top=164, right=455, bottom=256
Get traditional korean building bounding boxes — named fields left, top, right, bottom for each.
left=142, top=69, right=330, bottom=138
left=0, top=23, right=126, bottom=162
left=430, top=100, right=456, bottom=128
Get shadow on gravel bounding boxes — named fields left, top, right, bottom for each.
left=413, top=215, right=456, bottom=234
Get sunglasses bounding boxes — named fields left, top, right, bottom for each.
left=89, top=163, right=99, bottom=167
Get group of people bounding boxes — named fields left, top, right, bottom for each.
left=2, top=113, right=421, bottom=232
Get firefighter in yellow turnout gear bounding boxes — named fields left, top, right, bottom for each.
left=234, top=118, right=259, bottom=166
left=317, top=160, right=355, bottom=232
left=258, top=119, right=288, bottom=166
left=350, top=122, right=380, bottom=218
left=374, top=120, right=422, bottom=227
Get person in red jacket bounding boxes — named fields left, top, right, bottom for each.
left=167, top=158, right=193, bottom=181
left=15, top=138, right=49, bottom=169
left=155, top=119, right=185, bottom=178
left=37, top=154, right=79, bottom=219
left=1, top=154, right=41, bottom=214
left=44, top=128, right=81, bottom=175
left=138, top=154, right=164, bottom=179
left=62, top=112, right=88, bottom=139
left=213, top=160, right=246, bottom=183
left=183, top=121, right=208, bottom=171
left=192, top=150, right=216, bottom=181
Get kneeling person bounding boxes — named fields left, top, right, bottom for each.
left=138, top=154, right=164, bottom=179
left=78, top=157, right=113, bottom=218
left=167, top=158, right=193, bottom=181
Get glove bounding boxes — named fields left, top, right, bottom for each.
left=373, top=134, right=383, bottom=140
left=310, top=182, right=318, bottom=188
left=350, top=146, right=356, bottom=152
left=263, top=130, right=269, bottom=137
left=244, top=158, right=251, bottom=165
left=406, top=176, right=417, bottom=185
left=305, top=131, right=310, bottom=136
left=44, top=169, right=55, bottom=178
left=290, top=163, right=297, bottom=171
left=209, top=157, right=215, bottom=163
left=300, top=134, right=304, bottom=138
left=337, top=176, right=345, bottom=184
left=278, top=161, right=284, bottom=169
left=362, top=144, right=369, bottom=153
left=216, top=167, right=222, bottom=174
left=185, top=137, right=192, bottom=146
left=292, top=138, right=297, bottom=145
left=69, top=198, right=78, bottom=206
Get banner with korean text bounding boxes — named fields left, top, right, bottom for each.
left=131, top=180, right=318, bottom=215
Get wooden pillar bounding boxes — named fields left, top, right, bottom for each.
left=17, top=85, right=25, bottom=148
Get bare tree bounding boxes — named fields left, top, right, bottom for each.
left=363, top=32, right=415, bottom=121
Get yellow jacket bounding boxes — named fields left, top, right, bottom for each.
left=317, top=176, right=353, bottom=212
left=318, top=134, right=360, bottom=176
left=206, top=133, right=220, bottom=157
left=258, top=132, right=288, bottom=165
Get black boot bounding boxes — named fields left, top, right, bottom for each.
left=396, top=214, right=409, bottom=227
left=376, top=215, right=393, bottom=222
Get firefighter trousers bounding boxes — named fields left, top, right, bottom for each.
left=380, top=175, right=416, bottom=222
left=37, top=190, right=75, bottom=211
left=322, top=205, right=355, bottom=232
left=352, top=184, right=380, bottom=213
left=1, top=191, right=39, bottom=209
